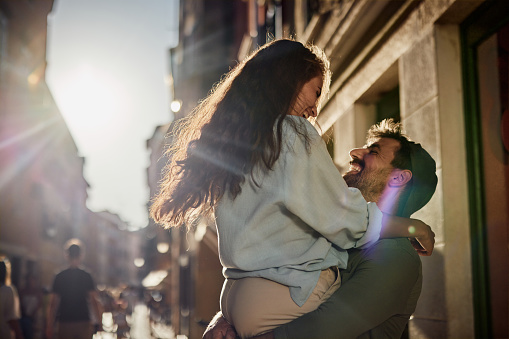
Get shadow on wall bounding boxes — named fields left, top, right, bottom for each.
left=411, top=250, right=446, bottom=338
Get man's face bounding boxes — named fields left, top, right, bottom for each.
left=343, top=137, right=401, bottom=202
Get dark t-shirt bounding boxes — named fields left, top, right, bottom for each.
left=52, top=267, right=95, bottom=322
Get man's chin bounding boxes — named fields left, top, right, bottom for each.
left=343, top=173, right=359, bottom=189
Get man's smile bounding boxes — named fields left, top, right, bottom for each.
left=347, top=160, right=364, bottom=174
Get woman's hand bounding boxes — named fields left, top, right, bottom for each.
left=410, top=220, right=435, bottom=256
left=203, top=312, right=237, bottom=339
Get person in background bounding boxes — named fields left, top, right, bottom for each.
left=0, top=257, right=24, bottom=339
left=45, top=239, right=102, bottom=339
left=19, top=274, right=42, bottom=339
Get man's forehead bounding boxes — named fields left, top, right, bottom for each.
left=366, top=137, right=401, bottom=153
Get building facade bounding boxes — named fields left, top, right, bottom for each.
left=0, top=0, right=141, bottom=298
left=148, top=0, right=508, bottom=338
left=0, top=0, right=88, bottom=288
left=299, top=0, right=508, bottom=338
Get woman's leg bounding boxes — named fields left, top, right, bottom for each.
left=220, top=267, right=340, bottom=338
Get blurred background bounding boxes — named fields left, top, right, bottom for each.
left=0, top=0, right=508, bottom=338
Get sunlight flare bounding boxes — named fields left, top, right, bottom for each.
left=51, top=63, right=128, bottom=147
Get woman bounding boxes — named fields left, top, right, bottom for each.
left=0, top=257, right=24, bottom=339
left=19, top=274, right=42, bottom=339
left=151, top=39, right=433, bottom=337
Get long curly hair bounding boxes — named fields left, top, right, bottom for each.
left=150, top=39, right=331, bottom=228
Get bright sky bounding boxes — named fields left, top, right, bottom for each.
left=46, top=0, right=179, bottom=230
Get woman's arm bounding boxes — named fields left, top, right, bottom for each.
left=282, top=119, right=383, bottom=250
left=380, top=214, right=435, bottom=256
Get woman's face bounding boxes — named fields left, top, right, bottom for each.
left=288, top=75, right=323, bottom=119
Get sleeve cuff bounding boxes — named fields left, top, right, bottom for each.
left=354, top=202, right=383, bottom=248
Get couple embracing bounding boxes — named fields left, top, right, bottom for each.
left=151, top=39, right=437, bottom=339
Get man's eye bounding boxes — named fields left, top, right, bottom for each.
left=369, top=150, right=378, bottom=154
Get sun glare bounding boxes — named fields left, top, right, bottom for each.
left=53, top=64, right=127, bottom=150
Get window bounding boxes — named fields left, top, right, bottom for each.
left=376, top=86, right=400, bottom=123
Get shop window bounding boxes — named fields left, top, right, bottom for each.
left=376, top=86, right=400, bottom=123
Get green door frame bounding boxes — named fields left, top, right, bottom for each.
left=460, top=1, right=509, bottom=338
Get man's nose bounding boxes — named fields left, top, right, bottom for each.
left=349, top=147, right=368, bottom=159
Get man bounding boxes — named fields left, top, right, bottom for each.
left=203, top=119, right=438, bottom=339
left=46, top=239, right=102, bottom=339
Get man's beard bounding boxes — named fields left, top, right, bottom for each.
left=343, top=164, right=392, bottom=202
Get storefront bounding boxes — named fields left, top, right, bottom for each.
left=462, top=1, right=509, bottom=337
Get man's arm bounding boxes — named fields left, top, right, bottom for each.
left=274, top=238, right=421, bottom=339
left=7, top=319, right=24, bottom=339
left=88, top=290, right=103, bottom=331
left=203, top=239, right=421, bottom=339
left=46, top=293, right=60, bottom=339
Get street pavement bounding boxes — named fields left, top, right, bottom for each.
left=94, top=304, right=175, bottom=339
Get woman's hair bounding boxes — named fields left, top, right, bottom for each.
left=151, top=39, right=331, bottom=228
left=0, top=257, right=11, bottom=286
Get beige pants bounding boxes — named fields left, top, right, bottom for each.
left=221, top=267, right=341, bottom=338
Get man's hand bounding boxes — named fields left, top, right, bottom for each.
left=203, top=312, right=237, bottom=339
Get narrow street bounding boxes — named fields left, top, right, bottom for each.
left=94, top=304, right=175, bottom=339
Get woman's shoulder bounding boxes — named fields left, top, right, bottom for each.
left=282, top=115, right=320, bottom=139
left=0, top=284, right=17, bottom=297
left=283, top=116, right=324, bottom=154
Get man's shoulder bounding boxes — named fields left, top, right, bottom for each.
left=57, top=267, right=93, bottom=278
left=75, top=267, right=94, bottom=280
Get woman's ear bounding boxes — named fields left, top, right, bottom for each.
left=388, top=169, right=412, bottom=187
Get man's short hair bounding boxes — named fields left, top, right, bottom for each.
left=367, top=119, right=438, bottom=217
left=64, top=238, right=84, bottom=259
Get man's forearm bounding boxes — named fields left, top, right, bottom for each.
left=8, top=319, right=24, bottom=339
left=90, top=291, right=103, bottom=319
left=46, top=294, right=59, bottom=335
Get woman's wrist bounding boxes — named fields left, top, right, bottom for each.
left=381, top=214, right=425, bottom=238
left=410, top=219, right=429, bottom=238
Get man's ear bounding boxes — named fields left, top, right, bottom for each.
left=388, top=169, right=412, bottom=187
